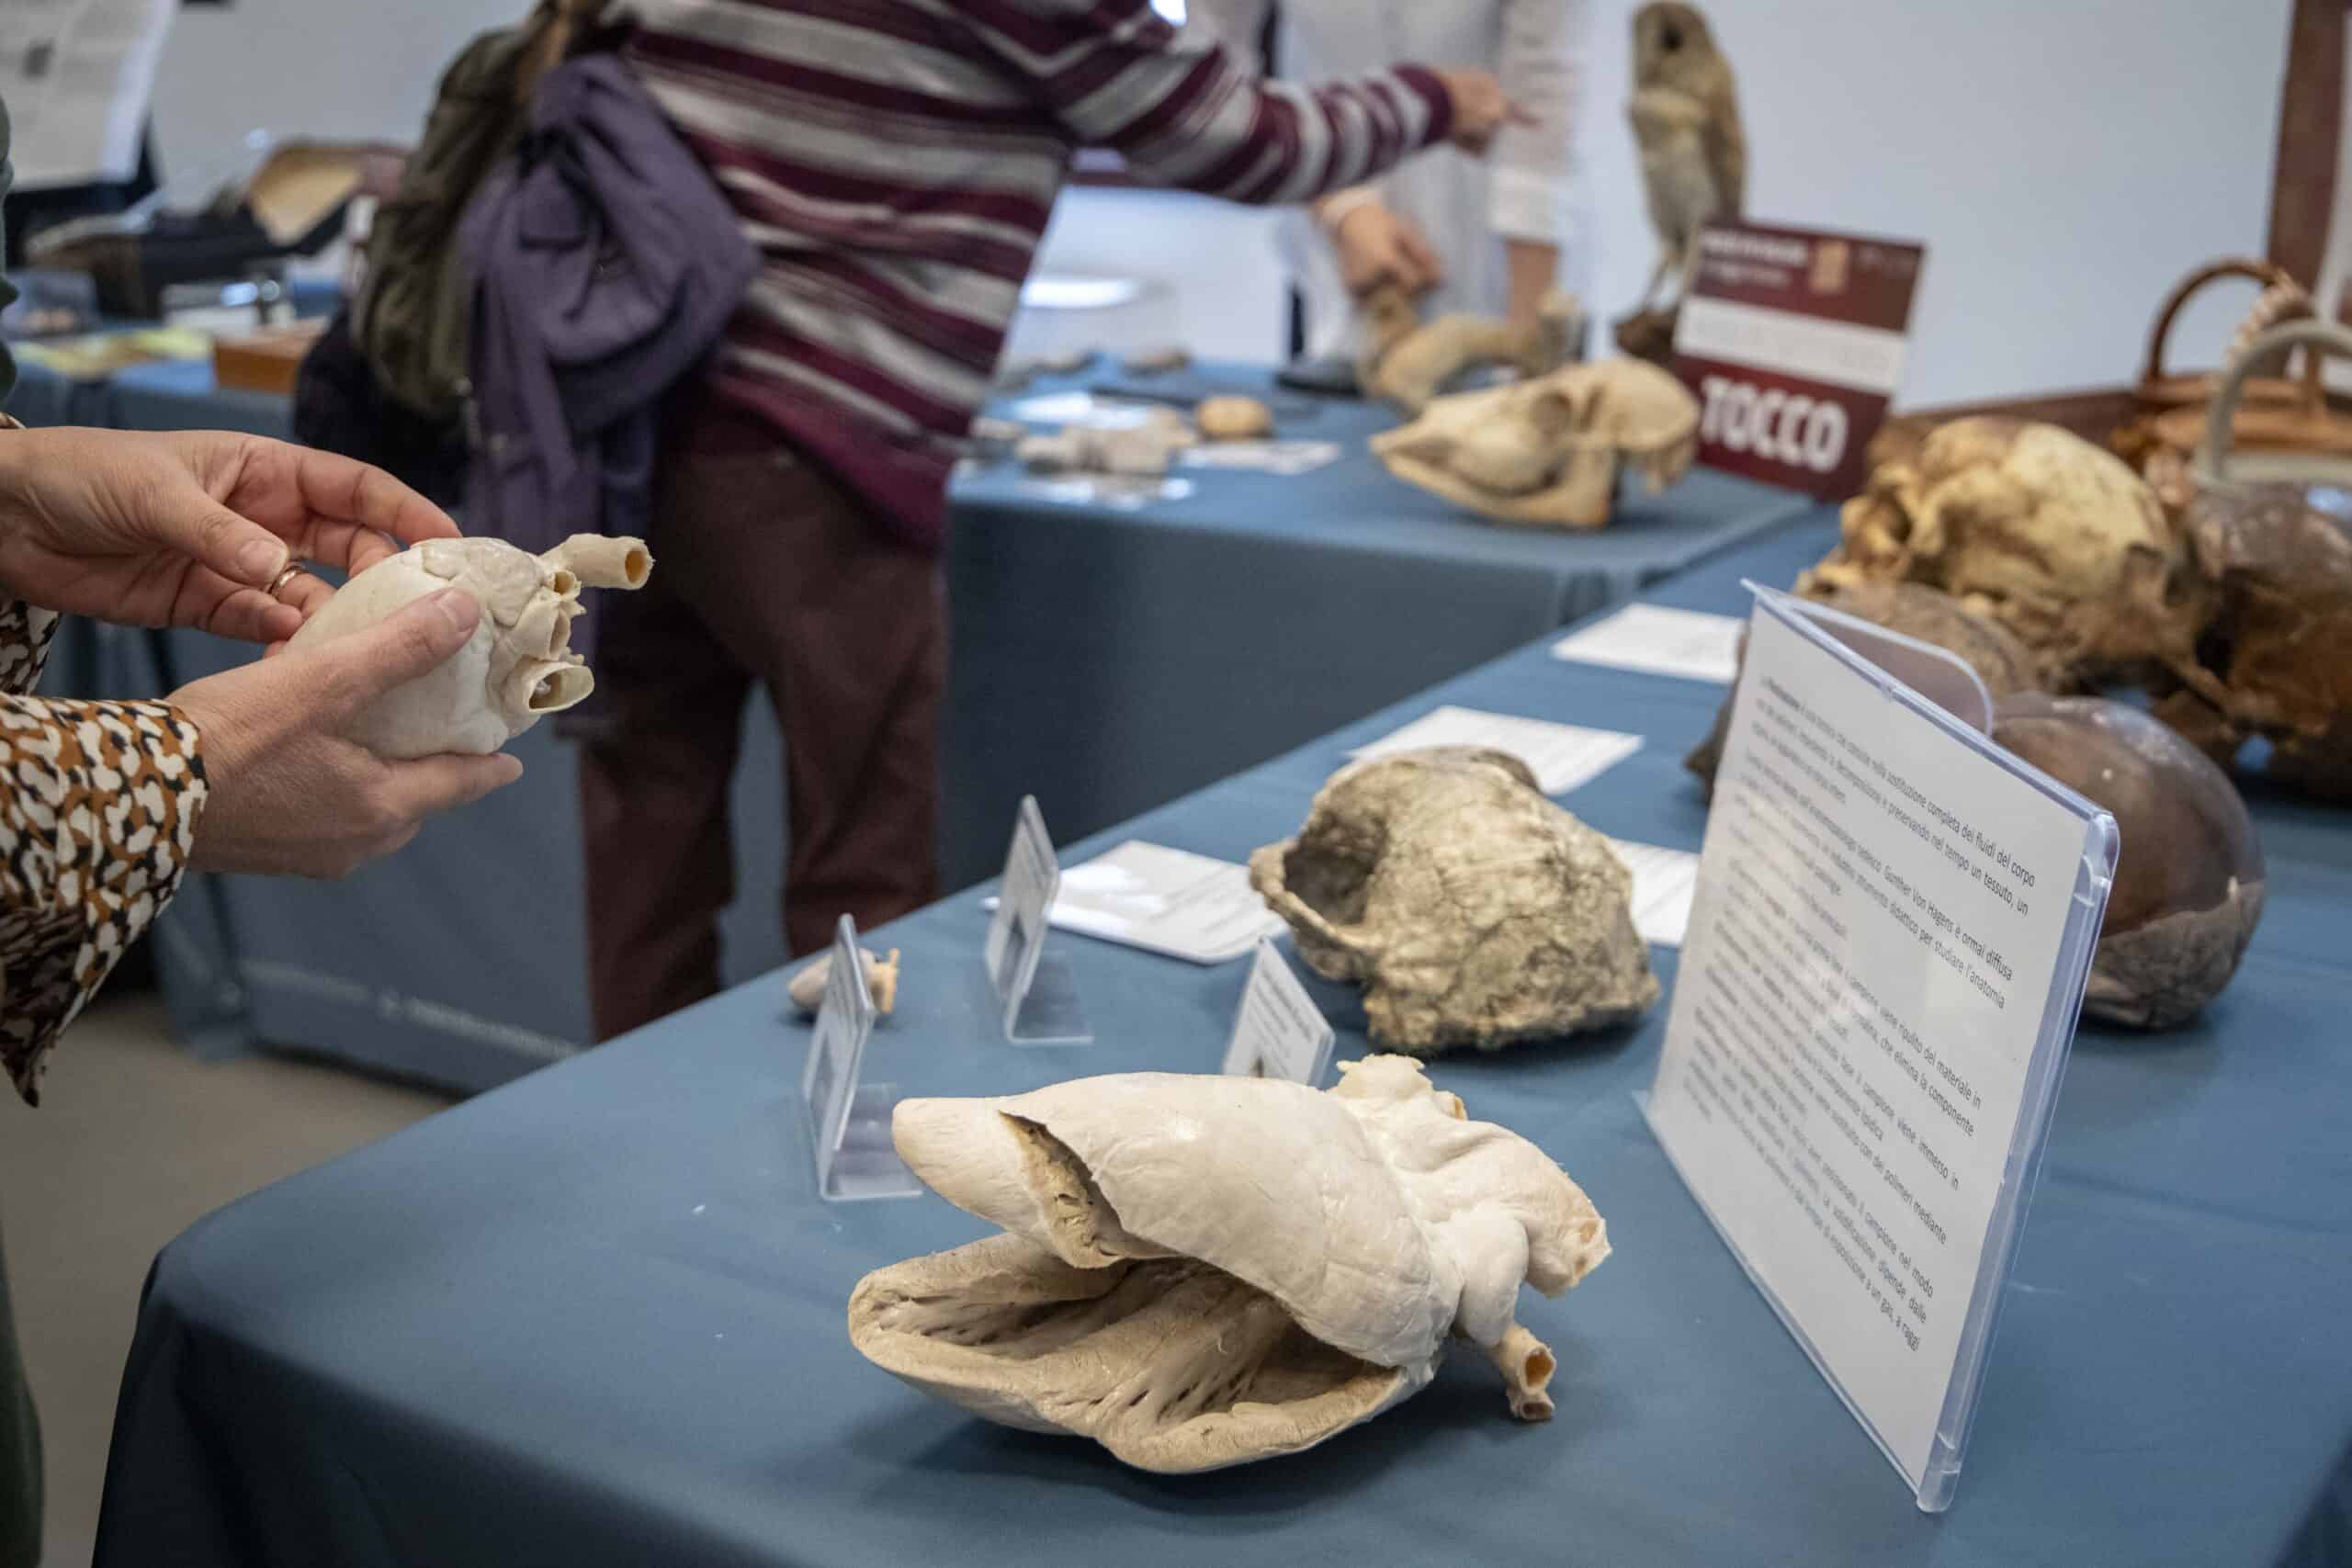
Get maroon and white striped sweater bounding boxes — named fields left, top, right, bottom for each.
left=621, top=0, right=1455, bottom=549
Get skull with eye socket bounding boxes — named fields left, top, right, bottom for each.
left=1797, top=417, right=2209, bottom=691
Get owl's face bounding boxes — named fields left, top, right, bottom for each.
left=1633, top=2, right=1716, bottom=85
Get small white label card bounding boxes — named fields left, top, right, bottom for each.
left=1221, top=939, right=1337, bottom=1085
left=1551, top=604, right=1746, bottom=684
left=1349, top=706, right=1643, bottom=796
left=801, top=917, right=916, bottom=1202
left=983, top=796, right=1094, bottom=1045
left=1048, top=840, right=1283, bottom=965
left=1178, top=441, right=1342, bottom=477
left=1607, top=840, right=1702, bottom=948
left=1644, top=591, right=2113, bottom=1511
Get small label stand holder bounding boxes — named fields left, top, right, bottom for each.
left=983, top=795, right=1094, bottom=1045
left=1643, top=584, right=2117, bottom=1514
left=800, top=915, right=918, bottom=1202
left=1220, top=937, right=1337, bottom=1085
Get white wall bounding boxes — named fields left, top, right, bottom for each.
left=148, top=0, right=491, bottom=191
left=1049, top=0, right=2294, bottom=407
left=140, top=0, right=2295, bottom=406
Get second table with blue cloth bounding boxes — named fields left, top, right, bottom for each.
left=89, top=510, right=2352, bottom=1567
left=6, top=351, right=1810, bottom=1089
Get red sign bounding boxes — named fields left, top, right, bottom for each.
left=1672, top=220, right=1927, bottom=499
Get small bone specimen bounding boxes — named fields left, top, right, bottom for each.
left=287, top=534, right=650, bottom=758
left=1685, top=581, right=2042, bottom=795
left=2150, top=482, right=2352, bottom=799
left=1015, top=409, right=1196, bottom=478
left=1358, top=285, right=1579, bottom=412
left=1195, top=394, right=1273, bottom=442
left=967, top=416, right=1027, bottom=458
left=1797, top=417, right=2198, bottom=688
left=1122, top=344, right=1192, bottom=376
left=786, top=947, right=901, bottom=1018
left=1250, top=749, right=1659, bottom=1052
left=1373, top=358, right=1699, bottom=529
left=1993, top=694, right=2264, bottom=1028
left=846, top=1055, right=1610, bottom=1472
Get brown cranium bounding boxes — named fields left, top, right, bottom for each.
left=1992, top=694, right=2264, bottom=1028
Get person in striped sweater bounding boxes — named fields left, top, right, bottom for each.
left=583, top=0, right=1520, bottom=1040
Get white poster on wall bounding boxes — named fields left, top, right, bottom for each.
left=2, top=0, right=175, bottom=188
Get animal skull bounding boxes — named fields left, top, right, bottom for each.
left=1797, top=417, right=2200, bottom=687
left=287, top=533, right=650, bottom=758
left=1250, top=749, right=1660, bottom=1052
left=846, top=1055, right=1610, bottom=1472
left=1372, top=358, right=1700, bottom=530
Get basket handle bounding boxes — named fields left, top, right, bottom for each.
left=2138, top=256, right=2301, bottom=388
left=2197, top=318, right=2352, bottom=485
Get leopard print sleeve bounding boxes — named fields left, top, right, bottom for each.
left=0, top=600, right=61, bottom=698
left=0, top=694, right=207, bottom=1105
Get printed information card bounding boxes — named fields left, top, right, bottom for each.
left=1221, top=939, right=1337, bottom=1085
left=1645, top=592, right=2112, bottom=1510
left=1552, top=604, right=1746, bottom=685
left=1046, top=840, right=1284, bottom=965
left=1350, top=706, right=1643, bottom=796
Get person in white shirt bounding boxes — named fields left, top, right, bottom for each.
left=1187, top=0, right=1588, bottom=360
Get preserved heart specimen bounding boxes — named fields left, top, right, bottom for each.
left=847, top=1056, right=1610, bottom=1472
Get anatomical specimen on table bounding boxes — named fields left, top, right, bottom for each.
left=287, top=533, right=651, bottom=757
left=1250, top=748, right=1659, bottom=1052
left=847, top=1055, right=1610, bottom=1472
left=1372, top=358, right=1699, bottom=530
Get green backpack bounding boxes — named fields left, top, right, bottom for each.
left=351, top=0, right=605, bottom=421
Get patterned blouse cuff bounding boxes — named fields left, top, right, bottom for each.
left=0, top=696, right=207, bottom=1104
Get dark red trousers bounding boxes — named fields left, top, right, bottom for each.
left=579, top=412, right=945, bottom=1041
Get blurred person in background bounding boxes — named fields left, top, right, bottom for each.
left=0, top=100, right=525, bottom=1566
left=1188, top=0, right=1589, bottom=359
left=590, top=0, right=1525, bottom=1040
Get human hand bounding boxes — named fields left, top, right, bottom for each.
left=172, top=589, right=523, bottom=879
left=1332, top=201, right=1444, bottom=297
left=0, top=427, right=459, bottom=644
left=1436, top=69, right=1536, bottom=155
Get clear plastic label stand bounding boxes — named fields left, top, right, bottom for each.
left=983, top=796, right=1093, bottom=1045
left=1220, top=938, right=1336, bottom=1084
left=801, top=916, right=917, bottom=1202
left=1644, top=585, right=2117, bottom=1513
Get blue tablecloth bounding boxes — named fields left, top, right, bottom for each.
left=93, top=513, right=2352, bottom=1567
left=6, top=353, right=1807, bottom=1089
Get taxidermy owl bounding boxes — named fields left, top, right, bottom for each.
left=1628, top=3, right=1746, bottom=310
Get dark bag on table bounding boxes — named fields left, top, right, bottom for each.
left=293, top=0, right=605, bottom=482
